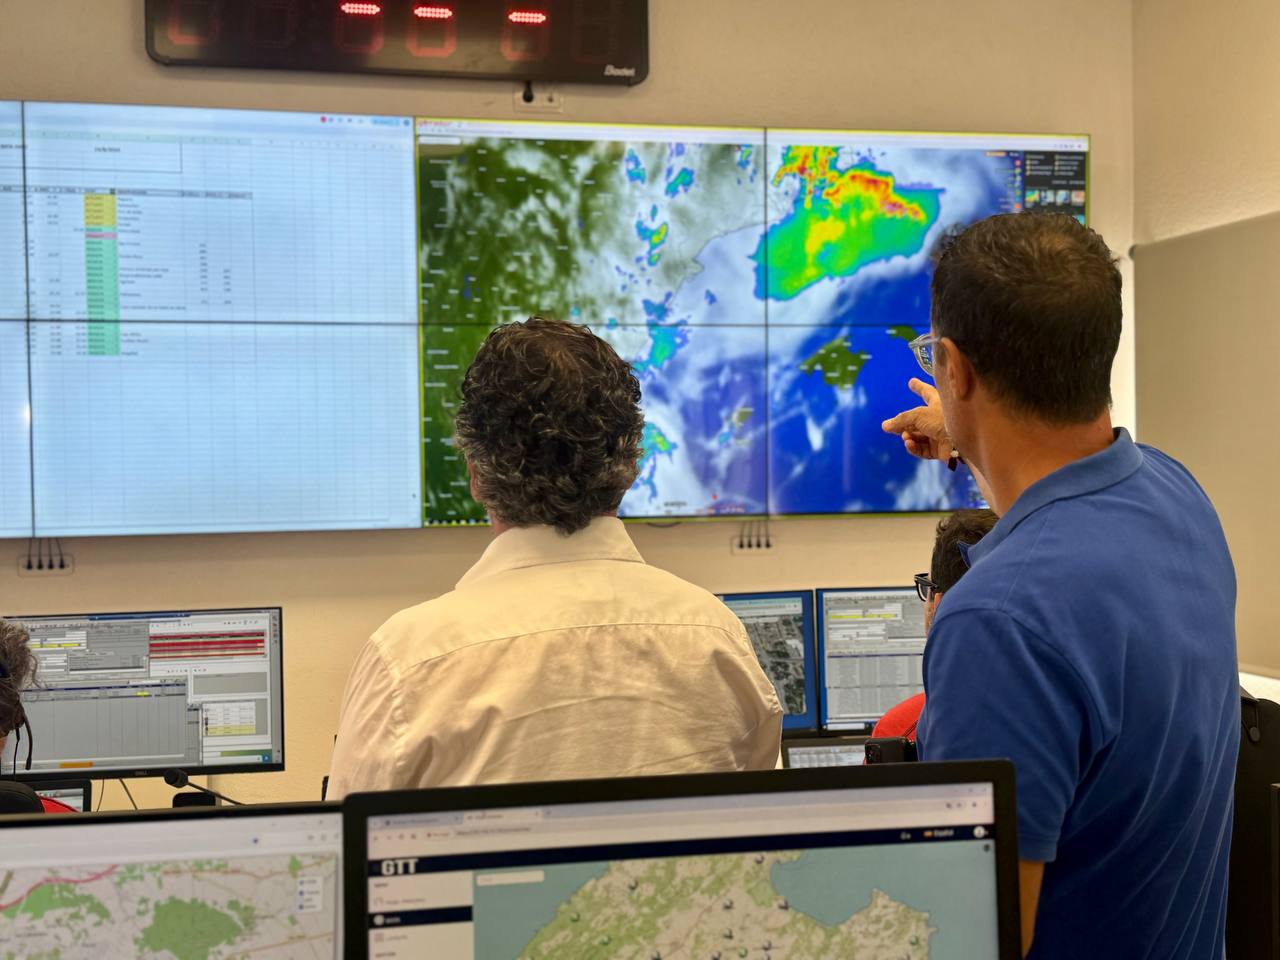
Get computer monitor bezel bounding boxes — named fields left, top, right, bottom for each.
left=816, top=585, right=925, bottom=732
left=342, top=760, right=1022, bottom=960
left=718, top=589, right=820, bottom=733
left=30, top=777, right=92, bottom=811
left=781, top=734, right=870, bottom=769
left=5, top=605, right=286, bottom=782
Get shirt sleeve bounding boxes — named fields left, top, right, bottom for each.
left=326, top=637, right=406, bottom=801
left=917, top=608, right=1098, bottom=863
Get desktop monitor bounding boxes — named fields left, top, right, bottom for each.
left=817, top=587, right=927, bottom=731
left=718, top=590, right=818, bottom=731
left=0, top=803, right=341, bottom=955
left=6, top=606, right=285, bottom=781
left=343, top=762, right=1021, bottom=960
left=782, top=736, right=869, bottom=769
left=31, top=778, right=92, bottom=812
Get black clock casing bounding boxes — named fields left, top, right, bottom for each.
left=146, top=0, right=648, bottom=85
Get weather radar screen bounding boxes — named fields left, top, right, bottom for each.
left=416, top=120, right=1088, bottom=523
left=763, top=130, right=1086, bottom=514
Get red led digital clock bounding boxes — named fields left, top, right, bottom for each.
left=145, top=0, right=648, bottom=84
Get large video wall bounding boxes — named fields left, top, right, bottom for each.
left=0, top=102, right=1089, bottom=537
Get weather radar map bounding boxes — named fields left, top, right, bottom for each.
left=416, top=119, right=1089, bottom=522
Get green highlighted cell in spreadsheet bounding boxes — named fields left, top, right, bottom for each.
left=83, top=192, right=121, bottom=356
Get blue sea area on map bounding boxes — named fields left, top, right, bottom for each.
left=771, top=841, right=1000, bottom=959
left=473, top=862, right=610, bottom=960
left=768, top=269, right=982, bottom=514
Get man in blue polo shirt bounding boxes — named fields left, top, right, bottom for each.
left=882, top=213, right=1237, bottom=959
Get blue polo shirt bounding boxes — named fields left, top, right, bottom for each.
left=917, top=429, right=1237, bottom=960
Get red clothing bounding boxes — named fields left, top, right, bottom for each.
left=871, top=692, right=926, bottom=742
left=39, top=796, right=77, bottom=814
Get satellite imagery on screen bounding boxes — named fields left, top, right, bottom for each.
left=418, top=122, right=770, bottom=524
left=415, top=121, right=1080, bottom=523
left=0, top=104, right=1086, bottom=538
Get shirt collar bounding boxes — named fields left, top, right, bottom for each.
left=963, top=427, right=1144, bottom=567
left=456, top=516, right=645, bottom=589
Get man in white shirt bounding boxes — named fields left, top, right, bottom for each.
left=328, top=317, right=782, bottom=798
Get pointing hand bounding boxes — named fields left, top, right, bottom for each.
left=881, top=379, right=954, bottom=463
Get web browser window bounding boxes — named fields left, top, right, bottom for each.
left=23, top=101, right=421, bottom=536
left=362, top=782, right=1000, bottom=958
left=0, top=101, right=30, bottom=540
left=0, top=808, right=341, bottom=957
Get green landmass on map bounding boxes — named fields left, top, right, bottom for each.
left=0, top=854, right=338, bottom=959
left=799, top=336, right=871, bottom=390
left=1, top=883, right=110, bottom=924
left=755, top=147, right=942, bottom=301
left=514, top=851, right=933, bottom=959
left=137, top=897, right=243, bottom=960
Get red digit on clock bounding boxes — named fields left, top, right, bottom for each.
left=407, top=5, right=458, bottom=59
left=501, top=8, right=551, bottom=63
left=335, top=2, right=385, bottom=55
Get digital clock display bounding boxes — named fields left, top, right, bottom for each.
left=146, top=0, right=648, bottom=84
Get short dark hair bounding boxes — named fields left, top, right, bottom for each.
left=0, top=619, right=35, bottom=737
left=931, top=213, right=1122, bottom=423
left=931, top=509, right=999, bottom=594
left=455, top=316, right=644, bottom=536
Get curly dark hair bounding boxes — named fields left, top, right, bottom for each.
left=455, top=317, right=645, bottom=536
left=0, top=619, right=36, bottom=737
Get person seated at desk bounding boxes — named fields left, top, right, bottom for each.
left=0, top=618, right=73, bottom=814
left=872, top=508, right=998, bottom=742
left=327, top=317, right=783, bottom=798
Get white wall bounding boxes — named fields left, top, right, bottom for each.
left=1133, top=0, right=1280, bottom=675
left=0, top=0, right=1136, bottom=808
left=1134, top=0, right=1280, bottom=243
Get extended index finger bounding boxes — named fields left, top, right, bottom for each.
left=881, top=407, right=928, bottom=435
left=907, top=378, right=938, bottom=403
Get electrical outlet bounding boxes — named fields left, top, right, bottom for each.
left=16, top=554, right=75, bottom=577
left=513, top=82, right=564, bottom=114
left=730, top=533, right=776, bottom=556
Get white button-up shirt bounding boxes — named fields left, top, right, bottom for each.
left=327, top=518, right=782, bottom=799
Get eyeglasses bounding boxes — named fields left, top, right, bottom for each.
left=908, top=333, right=942, bottom=376
left=914, top=573, right=941, bottom=603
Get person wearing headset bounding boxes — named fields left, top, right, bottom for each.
left=0, top=618, right=73, bottom=813
left=0, top=617, right=36, bottom=773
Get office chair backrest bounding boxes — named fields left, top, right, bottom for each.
left=0, top=780, right=44, bottom=814
left=1228, top=686, right=1280, bottom=959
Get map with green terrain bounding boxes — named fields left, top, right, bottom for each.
left=416, top=120, right=768, bottom=523
left=0, top=853, right=338, bottom=958
left=480, top=851, right=934, bottom=959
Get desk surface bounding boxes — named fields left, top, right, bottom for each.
left=1240, top=671, right=1280, bottom=705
